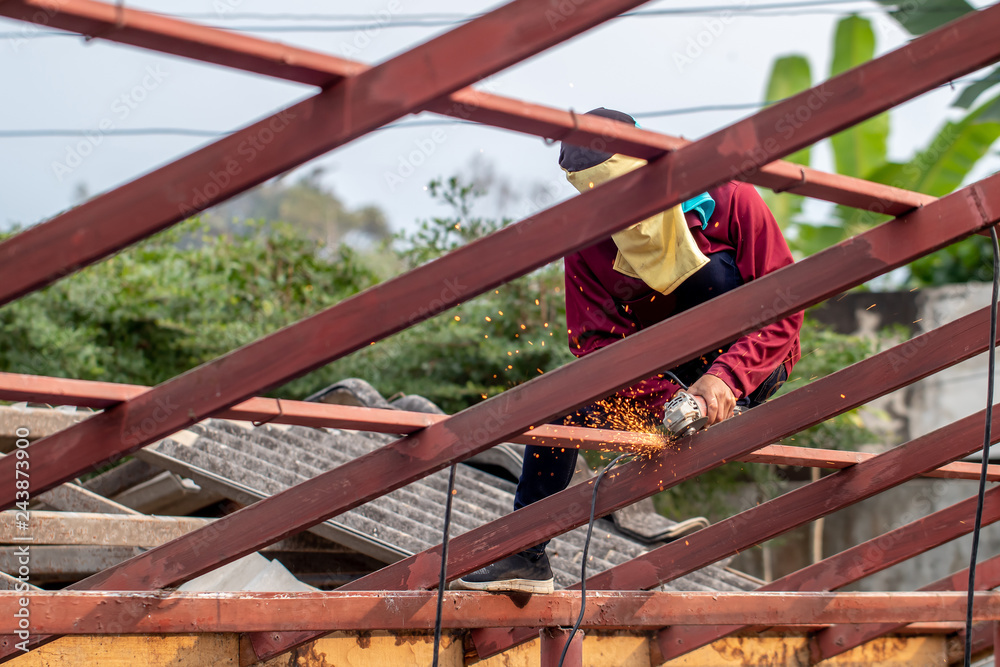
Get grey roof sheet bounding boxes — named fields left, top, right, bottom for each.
left=143, top=388, right=756, bottom=592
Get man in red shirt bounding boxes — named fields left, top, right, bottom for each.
left=454, top=108, right=802, bottom=594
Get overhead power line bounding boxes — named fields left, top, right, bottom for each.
left=0, top=0, right=954, bottom=39
left=0, top=74, right=980, bottom=141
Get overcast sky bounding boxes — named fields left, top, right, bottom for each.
left=2, top=0, right=997, bottom=235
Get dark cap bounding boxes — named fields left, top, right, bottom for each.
left=558, top=107, right=637, bottom=172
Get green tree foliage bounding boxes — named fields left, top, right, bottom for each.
left=205, top=167, right=390, bottom=249
left=761, top=55, right=812, bottom=230
left=763, top=13, right=1000, bottom=285
left=284, top=177, right=574, bottom=412
left=0, top=220, right=381, bottom=388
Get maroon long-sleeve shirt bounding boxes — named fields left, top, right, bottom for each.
left=564, top=181, right=802, bottom=418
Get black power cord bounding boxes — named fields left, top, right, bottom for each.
left=432, top=463, right=458, bottom=666
left=558, top=453, right=631, bottom=667
left=965, top=225, right=1000, bottom=667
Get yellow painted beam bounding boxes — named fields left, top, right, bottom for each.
left=6, top=634, right=239, bottom=666
left=658, top=634, right=948, bottom=667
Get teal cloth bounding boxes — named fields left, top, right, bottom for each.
left=682, top=193, right=715, bottom=229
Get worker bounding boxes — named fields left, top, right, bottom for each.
left=453, top=108, right=803, bottom=594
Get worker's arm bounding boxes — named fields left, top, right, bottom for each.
left=563, top=254, right=684, bottom=407
left=702, top=183, right=804, bottom=404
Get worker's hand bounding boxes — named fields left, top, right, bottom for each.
left=688, top=374, right=736, bottom=426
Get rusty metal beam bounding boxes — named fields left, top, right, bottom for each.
left=540, top=628, right=582, bottom=667
left=5, top=372, right=999, bottom=481
left=263, top=271, right=1000, bottom=661
left=3, top=591, right=1000, bottom=634
left=0, top=0, right=651, bottom=308
left=6, top=8, right=996, bottom=512
left=0, top=0, right=362, bottom=87
left=0, top=1, right=933, bottom=220
left=657, top=487, right=1000, bottom=660
left=813, top=555, right=1000, bottom=660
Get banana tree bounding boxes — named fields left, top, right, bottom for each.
left=763, top=12, right=1000, bottom=283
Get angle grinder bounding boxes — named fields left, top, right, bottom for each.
left=661, top=390, right=743, bottom=438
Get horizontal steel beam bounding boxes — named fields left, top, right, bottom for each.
left=813, top=555, right=1000, bottom=660
left=658, top=487, right=1000, bottom=660
left=5, top=373, right=999, bottom=481
left=3, top=591, right=1000, bottom=634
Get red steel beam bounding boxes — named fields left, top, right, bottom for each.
left=3, top=591, right=1000, bottom=634
left=0, top=0, right=363, bottom=86
left=0, top=0, right=932, bottom=237
left=657, top=487, right=1000, bottom=660
left=813, top=555, right=1000, bottom=660
left=5, top=8, right=999, bottom=510
left=541, top=628, right=582, bottom=667
left=264, top=275, right=1000, bottom=661
left=0, top=0, right=652, bottom=307
left=5, top=371, right=999, bottom=482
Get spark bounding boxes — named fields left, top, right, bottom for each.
left=535, top=299, right=540, bottom=306
left=485, top=316, right=492, bottom=322
left=866, top=303, right=876, bottom=311
left=454, top=315, right=461, bottom=321
left=498, top=310, right=504, bottom=316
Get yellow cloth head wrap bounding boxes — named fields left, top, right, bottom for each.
left=565, top=154, right=708, bottom=295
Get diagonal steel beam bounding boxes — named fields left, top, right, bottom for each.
left=0, top=0, right=932, bottom=237
left=813, top=556, right=1000, bottom=660
left=657, top=487, right=1000, bottom=660
left=0, top=0, right=653, bottom=307
left=5, top=371, right=1000, bottom=481
left=5, top=6, right=1000, bottom=511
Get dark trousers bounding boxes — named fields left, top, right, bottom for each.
left=513, top=251, right=786, bottom=557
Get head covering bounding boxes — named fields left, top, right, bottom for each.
left=558, top=108, right=636, bottom=172
left=557, top=108, right=710, bottom=295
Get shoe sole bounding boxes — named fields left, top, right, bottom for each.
left=450, top=577, right=555, bottom=594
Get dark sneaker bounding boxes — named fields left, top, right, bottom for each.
left=450, top=551, right=555, bottom=594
